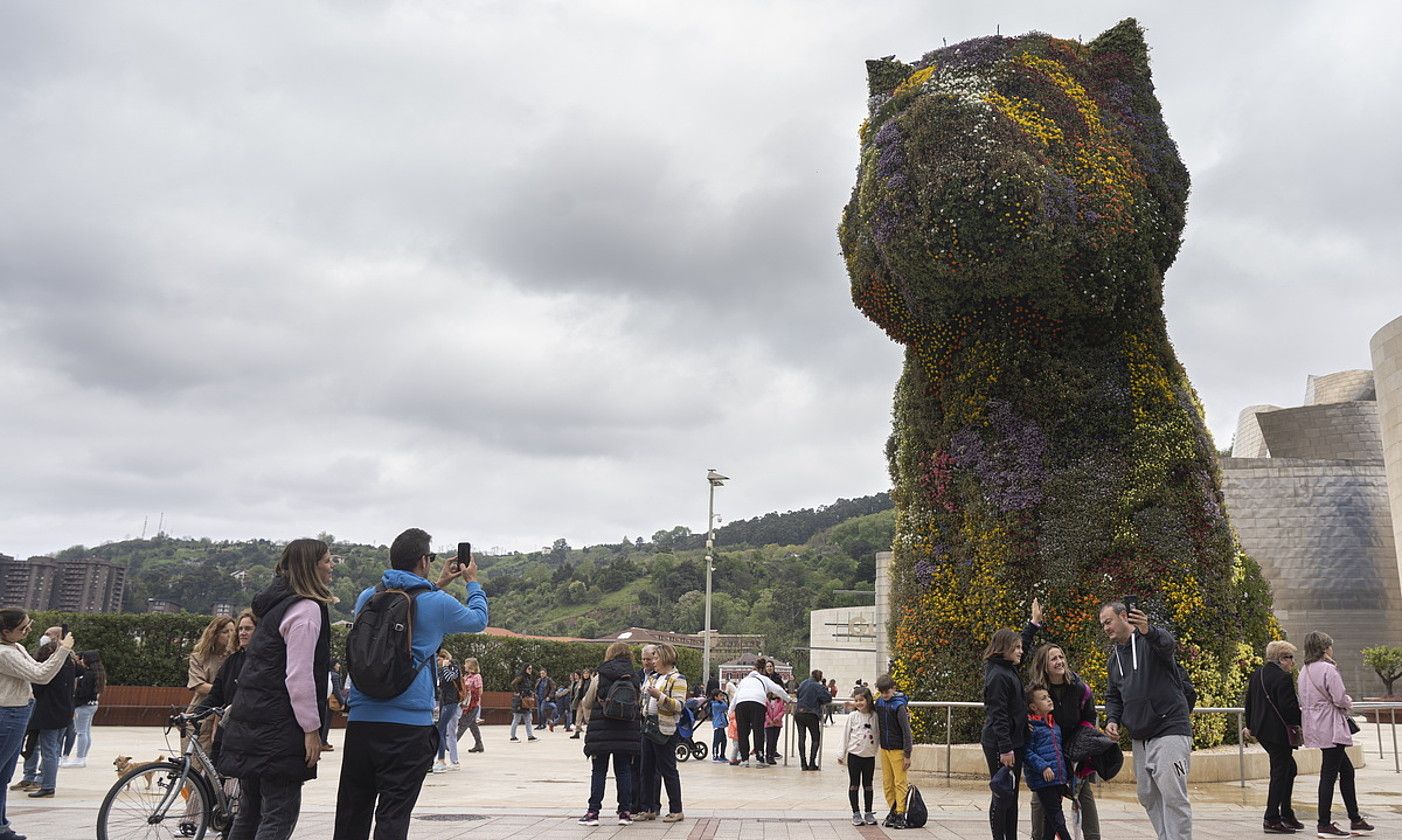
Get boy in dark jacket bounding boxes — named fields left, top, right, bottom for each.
left=1023, top=686, right=1072, bottom=840
left=873, top=674, right=913, bottom=829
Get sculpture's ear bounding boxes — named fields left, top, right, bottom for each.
left=1088, top=18, right=1150, bottom=91
left=866, top=57, right=914, bottom=96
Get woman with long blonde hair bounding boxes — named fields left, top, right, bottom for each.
left=216, top=538, right=335, bottom=840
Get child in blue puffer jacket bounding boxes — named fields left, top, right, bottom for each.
left=1023, top=685, right=1072, bottom=840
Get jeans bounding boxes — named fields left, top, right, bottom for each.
left=436, top=704, right=461, bottom=763
left=639, top=734, right=682, bottom=815
left=587, top=752, right=633, bottom=814
left=982, top=743, right=1022, bottom=839
left=711, top=726, right=726, bottom=759
left=21, top=728, right=62, bottom=791
left=229, top=774, right=304, bottom=840
left=0, top=702, right=34, bottom=830
left=72, top=703, right=99, bottom=760
left=1260, top=739, right=1297, bottom=823
left=795, top=712, right=821, bottom=767
left=509, top=712, right=533, bottom=739
left=764, top=727, right=780, bottom=762
left=456, top=707, right=482, bottom=749
left=1318, top=745, right=1360, bottom=826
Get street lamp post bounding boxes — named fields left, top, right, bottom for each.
left=702, top=469, right=728, bottom=689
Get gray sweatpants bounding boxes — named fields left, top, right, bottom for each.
left=1134, top=734, right=1192, bottom=840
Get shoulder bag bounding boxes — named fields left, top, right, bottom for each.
left=1258, top=670, right=1302, bottom=747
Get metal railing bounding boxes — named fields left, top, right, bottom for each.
left=905, top=699, right=1402, bottom=787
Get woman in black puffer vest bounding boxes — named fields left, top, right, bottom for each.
left=217, top=539, right=334, bottom=840
left=577, top=644, right=641, bottom=825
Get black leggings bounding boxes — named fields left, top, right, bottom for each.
left=735, top=701, right=766, bottom=762
left=983, top=744, right=1023, bottom=840
left=846, top=754, right=874, bottom=812
left=1318, top=745, right=1360, bottom=826
left=796, top=712, right=822, bottom=767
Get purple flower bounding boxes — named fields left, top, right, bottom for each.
left=950, top=401, right=1047, bottom=512
left=928, top=35, right=1011, bottom=72
left=915, top=560, right=936, bottom=586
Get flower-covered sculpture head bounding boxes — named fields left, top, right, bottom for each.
left=841, top=18, right=1190, bottom=340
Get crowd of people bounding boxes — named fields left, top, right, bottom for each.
left=979, top=598, right=1376, bottom=840
left=0, top=541, right=1388, bottom=840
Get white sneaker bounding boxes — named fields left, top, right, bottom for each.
left=448, top=763, right=461, bottom=771
left=58, top=758, right=77, bottom=768
left=431, top=762, right=447, bottom=774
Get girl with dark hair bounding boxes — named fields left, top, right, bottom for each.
left=216, top=538, right=334, bottom=840
left=0, top=610, right=74, bottom=840
left=837, top=686, right=879, bottom=826
left=509, top=664, right=538, bottom=742
left=981, top=627, right=1026, bottom=840
left=59, top=651, right=106, bottom=768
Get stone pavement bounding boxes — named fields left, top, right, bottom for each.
left=12, top=718, right=1401, bottom=839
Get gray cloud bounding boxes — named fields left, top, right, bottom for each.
left=2, top=1, right=1398, bottom=559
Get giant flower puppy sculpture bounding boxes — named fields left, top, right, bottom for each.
left=839, top=19, right=1276, bottom=745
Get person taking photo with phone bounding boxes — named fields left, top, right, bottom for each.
left=331, top=529, right=488, bottom=840
left=1099, top=600, right=1192, bottom=840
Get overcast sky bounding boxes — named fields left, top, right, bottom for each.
left=3, top=1, right=1399, bottom=560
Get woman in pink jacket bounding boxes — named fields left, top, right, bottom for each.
left=1296, top=631, right=1372, bottom=838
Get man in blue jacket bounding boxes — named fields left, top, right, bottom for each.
left=332, top=528, right=489, bottom=840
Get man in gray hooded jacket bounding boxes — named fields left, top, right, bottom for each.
left=1099, top=601, right=1193, bottom=840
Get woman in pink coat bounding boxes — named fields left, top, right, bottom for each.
left=1296, top=631, right=1372, bottom=837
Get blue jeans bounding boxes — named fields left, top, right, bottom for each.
left=588, top=752, right=633, bottom=814
left=509, top=712, right=533, bottom=739
left=72, top=703, right=98, bottom=760
left=0, top=702, right=34, bottom=829
left=22, top=728, right=63, bottom=791
left=436, top=704, right=461, bottom=763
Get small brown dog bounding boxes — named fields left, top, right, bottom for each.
left=113, top=755, right=166, bottom=789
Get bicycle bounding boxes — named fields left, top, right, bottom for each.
left=96, top=705, right=239, bottom=840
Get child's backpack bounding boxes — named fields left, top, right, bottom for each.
left=903, top=784, right=928, bottom=828
left=345, top=582, right=432, bottom=699
left=601, top=675, right=641, bottom=721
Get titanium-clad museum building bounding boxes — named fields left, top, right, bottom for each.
left=1221, top=314, right=1402, bottom=688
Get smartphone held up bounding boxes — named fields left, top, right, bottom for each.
left=453, top=542, right=472, bottom=574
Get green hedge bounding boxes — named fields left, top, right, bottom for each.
left=32, top=611, right=703, bottom=693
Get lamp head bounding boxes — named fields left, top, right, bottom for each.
left=707, top=469, right=729, bottom=487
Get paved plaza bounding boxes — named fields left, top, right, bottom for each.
left=15, top=718, right=1401, bottom=839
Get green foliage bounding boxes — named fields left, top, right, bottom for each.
left=840, top=22, right=1275, bottom=747
left=30, top=611, right=222, bottom=686
left=1362, top=645, right=1402, bottom=695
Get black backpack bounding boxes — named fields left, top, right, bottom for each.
left=601, top=674, right=640, bottom=720
left=904, top=784, right=928, bottom=828
left=346, top=582, right=432, bottom=700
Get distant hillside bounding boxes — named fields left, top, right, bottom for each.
left=51, top=492, right=895, bottom=669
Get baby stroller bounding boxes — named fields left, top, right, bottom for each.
left=672, top=702, right=708, bottom=762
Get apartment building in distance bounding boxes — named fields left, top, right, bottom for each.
left=0, top=553, right=126, bottom=613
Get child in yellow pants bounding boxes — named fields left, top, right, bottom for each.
left=873, top=674, right=913, bottom=829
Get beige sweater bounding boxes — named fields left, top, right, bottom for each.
left=0, top=642, right=69, bottom=708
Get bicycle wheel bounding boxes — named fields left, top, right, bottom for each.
left=97, top=760, right=215, bottom=840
